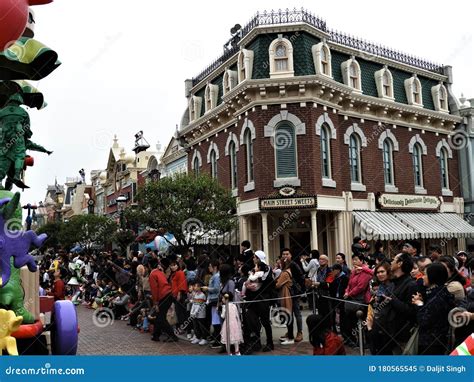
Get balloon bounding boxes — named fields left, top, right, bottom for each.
left=0, top=0, right=53, bottom=52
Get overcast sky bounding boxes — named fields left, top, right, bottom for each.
left=20, top=0, right=473, bottom=207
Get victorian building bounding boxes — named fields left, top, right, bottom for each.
left=176, top=8, right=474, bottom=263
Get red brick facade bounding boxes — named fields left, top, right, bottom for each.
left=188, top=102, right=460, bottom=202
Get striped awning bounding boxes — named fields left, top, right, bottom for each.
left=394, top=212, right=456, bottom=239
left=0, top=37, right=61, bottom=80
left=353, top=211, right=418, bottom=241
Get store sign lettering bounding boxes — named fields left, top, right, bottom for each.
left=378, top=194, right=440, bottom=210
left=260, top=197, right=316, bottom=210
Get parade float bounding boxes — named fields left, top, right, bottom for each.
left=0, top=0, right=78, bottom=355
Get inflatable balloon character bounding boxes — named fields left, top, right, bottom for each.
left=0, top=309, right=23, bottom=356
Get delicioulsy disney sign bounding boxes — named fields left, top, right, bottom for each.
left=378, top=194, right=440, bottom=210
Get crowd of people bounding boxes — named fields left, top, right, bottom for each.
left=36, top=237, right=474, bottom=356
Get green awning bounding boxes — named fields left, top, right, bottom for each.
left=0, top=80, right=46, bottom=109
left=0, top=37, right=61, bottom=80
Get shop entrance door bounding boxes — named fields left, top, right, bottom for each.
left=288, top=231, right=311, bottom=257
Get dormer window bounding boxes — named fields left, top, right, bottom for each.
left=237, top=49, right=254, bottom=83
left=432, top=83, right=449, bottom=112
left=189, top=96, right=202, bottom=122
left=269, top=36, right=294, bottom=79
left=405, top=75, right=423, bottom=106
left=341, top=58, right=361, bottom=91
left=312, top=42, right=332, bottom=78
left=375, top=66, right=394, bottom=100
left=223, top=69, right=237, bottom=95
left=204, top=83, right=219, bottom=113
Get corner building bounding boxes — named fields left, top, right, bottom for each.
left=177, top=9, right=474, bottom=264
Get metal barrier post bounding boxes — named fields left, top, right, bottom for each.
left=224, top=294, right=231, bottom=355
left=311, top=286, right=317, bottom=315
left=356, top=310, right=365, bottom=356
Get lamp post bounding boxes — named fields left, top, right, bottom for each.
left=116, top=195, right=127, bottom=229
left=22, top=203, right=38, bottom=231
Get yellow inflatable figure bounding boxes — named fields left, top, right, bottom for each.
left=0, top=309, right=23, bottom=356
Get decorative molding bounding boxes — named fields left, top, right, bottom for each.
left=206, top=142, right=220, bottom=163
left=351, top=182, right=366, bottom=192
left=191, top=149, right=202, bottom=168
left=244, top=181, right=255, bottom=192
left=408, top=134, right=427, bottom=155
left=269, top=35, right=294, bottom=79
left=435, top=139, right=453, bottom=158
left=274, top=178, right=301, bottom=188
left=264, top=110, right=306, bottom=137
left=341, top=57, right=362, bottom=92
left=225, top=132, right=240, bottom=156
left=431, top=83, right=449, bottom=113
left=322, top=178, right=337, bottom=188
left=239, top=118, right=256, bottom=144
left=374, top=66, right=394, bottom=100
left=378, top=129, right=399, bottom=151
left=404, top=75, right=424, bottom=107
left=312, top=42, right=332, bottom=78
left=315, top=112, right=336, bottom=139
left=223, top=69, right=238, bottom=95
left=343, top=123, right=367, bottom=147
left=237, top=49, right=254, bottom=83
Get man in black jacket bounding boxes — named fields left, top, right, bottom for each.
left=239, top=240, right=254, bottom=269
left=388, top=252, right=418, bottom=354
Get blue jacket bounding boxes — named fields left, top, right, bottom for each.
left=207, top=272, right=220, bottom=302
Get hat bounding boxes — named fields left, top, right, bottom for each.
left=255, top=250, right=266, bottom=264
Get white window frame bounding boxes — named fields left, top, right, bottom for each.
left=412, top=143, right=425, bottom=192
left=315, top=112, right=337, bottom=188
left=378, top=130, right=399, bottom=192
left=408, top=135, right=427, bottom=194
left=264, top=111, right=306, bottom=188
left=374, top=66, right=394, bottom=100
left=344, top=124, right=367, bottom=191
left=431, top=83, right=449, bottom=113
left=223, top=69, right=238, bottom=95
left=404, top=75, right=423, bottom=107
left=269, top=35, right=294, bottom=79
left=237, top=49, right=254, bottom=83
left=435, top=139, right=453, bottom=196
left=225, top=132, right=240, bottom=195
left=207, top=142, right=220, bottom=180
left=240, top=118, right=256, bottom=191
left=189, top=96, right=202, bottom=122
left=204, top=83, right=219, bottom=113
left=341, top=57, right=362, bottom=92
left=274, top=122, right=298, bottom=183
left=312, top=41, right=332, bottom=78
left=191, top=149, right=202, bottom=175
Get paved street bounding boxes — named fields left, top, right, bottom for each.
left=76, top=305, right=324, bottom=355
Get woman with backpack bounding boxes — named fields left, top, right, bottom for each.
left=276, top=248, right=294, bottom=345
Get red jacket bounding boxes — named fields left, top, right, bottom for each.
left=170, top=270, right=188, bottom=298
left=149, top=269, right=172, bottom=303
left=345, top=266, right=373, bottom=303
left=51, top=279, right=65, bottom=301
left=313, top=332, right=346, bottom=355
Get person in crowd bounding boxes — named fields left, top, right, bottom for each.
left=456, top=251, right=470, bottom=279
left=220, top=292, right=244, bottom=355
left=314, top=254, right=332, bottom=323
left=239, top=240, right=254, bottom=269
left=343, top=253, right=373, bottom=345
left=169, top=258, right=188, bottom=334
left=306, top=314, right=345, bottom=355
left=202, top=260, right=221, bottom=348
left=287, top=249, right=305, bottom=343
left=275, top=249, right=294, bottom=345
left=388, top=253, right=418, bottom=354
left=366, top=262, right=395, bottom=354
left=111, top=288, right=130, bottom=320
left=438, top=256, right=467, bottom=301
left=328, top=263, right=349, bottom=334
left=402, top=240, right=421, bottom=258
left=300, top=249, right=320, bottom=283
left=149, top=259, right=178, bottom=342
left=243, top=251, right=274, bottom=353
left=189, top=281, right=208, bottom=345
left=368, top=240, right=385, bottom=268
left=428, top=244, right=443, bottom=262
left=335, top=253, right=351, bottom=277
left=412, top=262, right=455, bottom=355
left=49, top=270, right=65, bottom=301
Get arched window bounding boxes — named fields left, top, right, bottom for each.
left=405, top=76, right=423, bottom=106
left=210, top=149, right=218, bottom=179
left=412, top=143, right=423, bottom=187
left=269, top=36, right=294, bottom=78
left=275, top=44, right=288, bottom=71
left=312, top=42, right=332, bottom=77
left=349, top=134, right=361, bottom=183
left=342, top=58, right=361, bottom=91
left=320, top=124, right=331, bottom=179
left=383, top=139, right=395, bottom=186
left=413, top=80, right=421, bottom=104
left=275, top=123, right=297, bottom=179
left=440, top=147, right=449, bottom=189
left=229, top=141, right=237, bottom=190
left=349, top=62, right=358, bottom=88
left=237, top=49, right=254, bottom=83
left=193, top=157, right=200, bottom=176
left=383, top=71, right=391, bottom=97
left=244, top=129, right=254, bottom=183
left=439, top=86, right=447, bottom=110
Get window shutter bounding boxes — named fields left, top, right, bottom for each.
left=276, top=124, right=297, bottom=178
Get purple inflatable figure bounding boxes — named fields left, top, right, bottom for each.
left=0, top=192, right=47, bottom=287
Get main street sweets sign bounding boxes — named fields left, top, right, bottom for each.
left=260, top=196, right=317, bottom=210
left=378, top=194, right=441, bottom=210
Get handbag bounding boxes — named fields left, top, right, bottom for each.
left=402, top=326, right=419, bottom=355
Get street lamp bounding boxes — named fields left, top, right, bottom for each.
left=116, top=195, right=127, bottom=229
left=22, top=203, right=38, bottom=231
